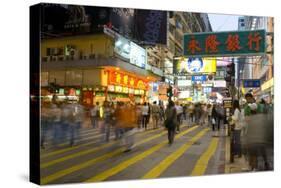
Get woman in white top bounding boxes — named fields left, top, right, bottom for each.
left=231, top=100, right=243, bottom=157
left=141, top=102, right=149, bottom=130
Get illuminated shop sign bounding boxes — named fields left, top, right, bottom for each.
left=108, top=85, right=115, bottom=92
left=122, top=87, right=129, bottom=93
left=109, top=71, right=148, bottom=90
left=191, top=75, right=207, bottom=82
left=203, top=87, right=212, bottom=93
left=213, top=80, right=226, bottom=88
left=115, top=86, right=122, bottom=92
left=177, top=80, right=192, bottom=87
left=130, top=42, right=147, bottom=69
left=183, top=30, right=266, bottom=57
left=114, top=36, right=147, bottom=69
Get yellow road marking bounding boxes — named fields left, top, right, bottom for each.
left=41, top=125, right=196, bottom=184
left=85, top=126, right=199, bottom=182
left=142, top=128, right=209, bottom=179
left=190, top=138, right=219, bottom=176
left=41, top=126, right=166, bottom=160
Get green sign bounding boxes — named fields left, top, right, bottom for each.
left=183, top=30, right=266, bottom=57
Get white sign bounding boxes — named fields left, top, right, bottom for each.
left=177, top=80, right=192, bottom=87
left=178, top=90, right=190, bottom=99
left=114, top=36, right=131, bottom=59
left=151, top=67, right=163, bottom=76
left=214, top=80, right=226, bottom=88
left=130, top=42, right=147, bottom=69
left=202, top=83, right=213, bottom=87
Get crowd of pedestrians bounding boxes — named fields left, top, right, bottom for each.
left=40, top=95, right=273, bottom=170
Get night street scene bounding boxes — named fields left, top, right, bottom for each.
left=37, top=3, right=274, bottom=185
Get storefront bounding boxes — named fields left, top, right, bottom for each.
left=260, top=77, right=274, bottom=103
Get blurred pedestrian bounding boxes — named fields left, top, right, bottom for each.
left=200, top=104, right=208, bottom=126
left=194, top=103, right=201, bottom=125
left=211, top=104, right=218, bottom=132
left=103, top=101, right=113, bottom=142
left=175, top=102, right=183, bottom=133
left=188, top=103, right=195, bottom=125
left=90, top=102, right=100, bottom=129
left=207, top=103, right=213, bottom=126
left=141, top=102, right=149, bottom=130
left=50, top=97, right=63, bottom=146
left=243, top=93, right=273, bottom=171
left=164, top=100, right=178, bottom=145
left=231, top=100, right=243, bottom=157
left=151, top=101, right=160, bottom=129
left=120, top=104, right=138, bottom=152
left=69, top=100, right=84, bottom=146
left=40, top=101, right=52, bottom=149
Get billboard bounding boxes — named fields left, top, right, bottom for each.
left=133, top=10, right=167, bottom=45
left=114, top=36, right=147, bottom=69
left=174, top=57, right=216, bottom=75
left=130, top=42, right=147, bottom=69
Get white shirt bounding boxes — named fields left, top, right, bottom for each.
left=232, top=108, right=243, bottom=130
left=142, top=105, right=149, bottom=115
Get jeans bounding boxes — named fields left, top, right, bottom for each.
left=91, top=117, right=98, bottom=128
left=70, top=122, right=81, bottom=146
left=104, top=120, right=111, bottom=142
left=233, top=130, right=241, bottom=156
left=52, top=122, right=63, bottom=146
left=142, top=115, right=148, bottom=129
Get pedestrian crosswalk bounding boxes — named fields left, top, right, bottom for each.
left=40, top=124, right=225, bottom=185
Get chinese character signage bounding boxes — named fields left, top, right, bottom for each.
left=183, top=30, right=266, bottom=57
left=174, top=57, right=216, bottom=74
left=109, top=71, right=148, bottom=90
left=243, top=79, right=261, bottom=88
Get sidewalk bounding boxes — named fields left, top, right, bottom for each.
left=224, top=129, right=250, bottom=173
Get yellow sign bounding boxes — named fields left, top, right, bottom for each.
left=261, top=78, right=273, bottom=91
left=175, top=57, right=216, bottom=74
left=186, top=97, right=193, bottom=101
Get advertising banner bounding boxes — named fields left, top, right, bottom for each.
left=174, top=57, right=216, bottom=75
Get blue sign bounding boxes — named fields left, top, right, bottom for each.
left=243, top=79, right=261, bottom=88
left=192, top=75, right=207, bottom=82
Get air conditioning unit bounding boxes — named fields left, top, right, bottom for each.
left=52, top=56, right=58, bottom=61
left=89, top=54, right=95, bottom=59
left=58, top=56, right=64, bottom=61
left=42, top=56, right=48, bottom=62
